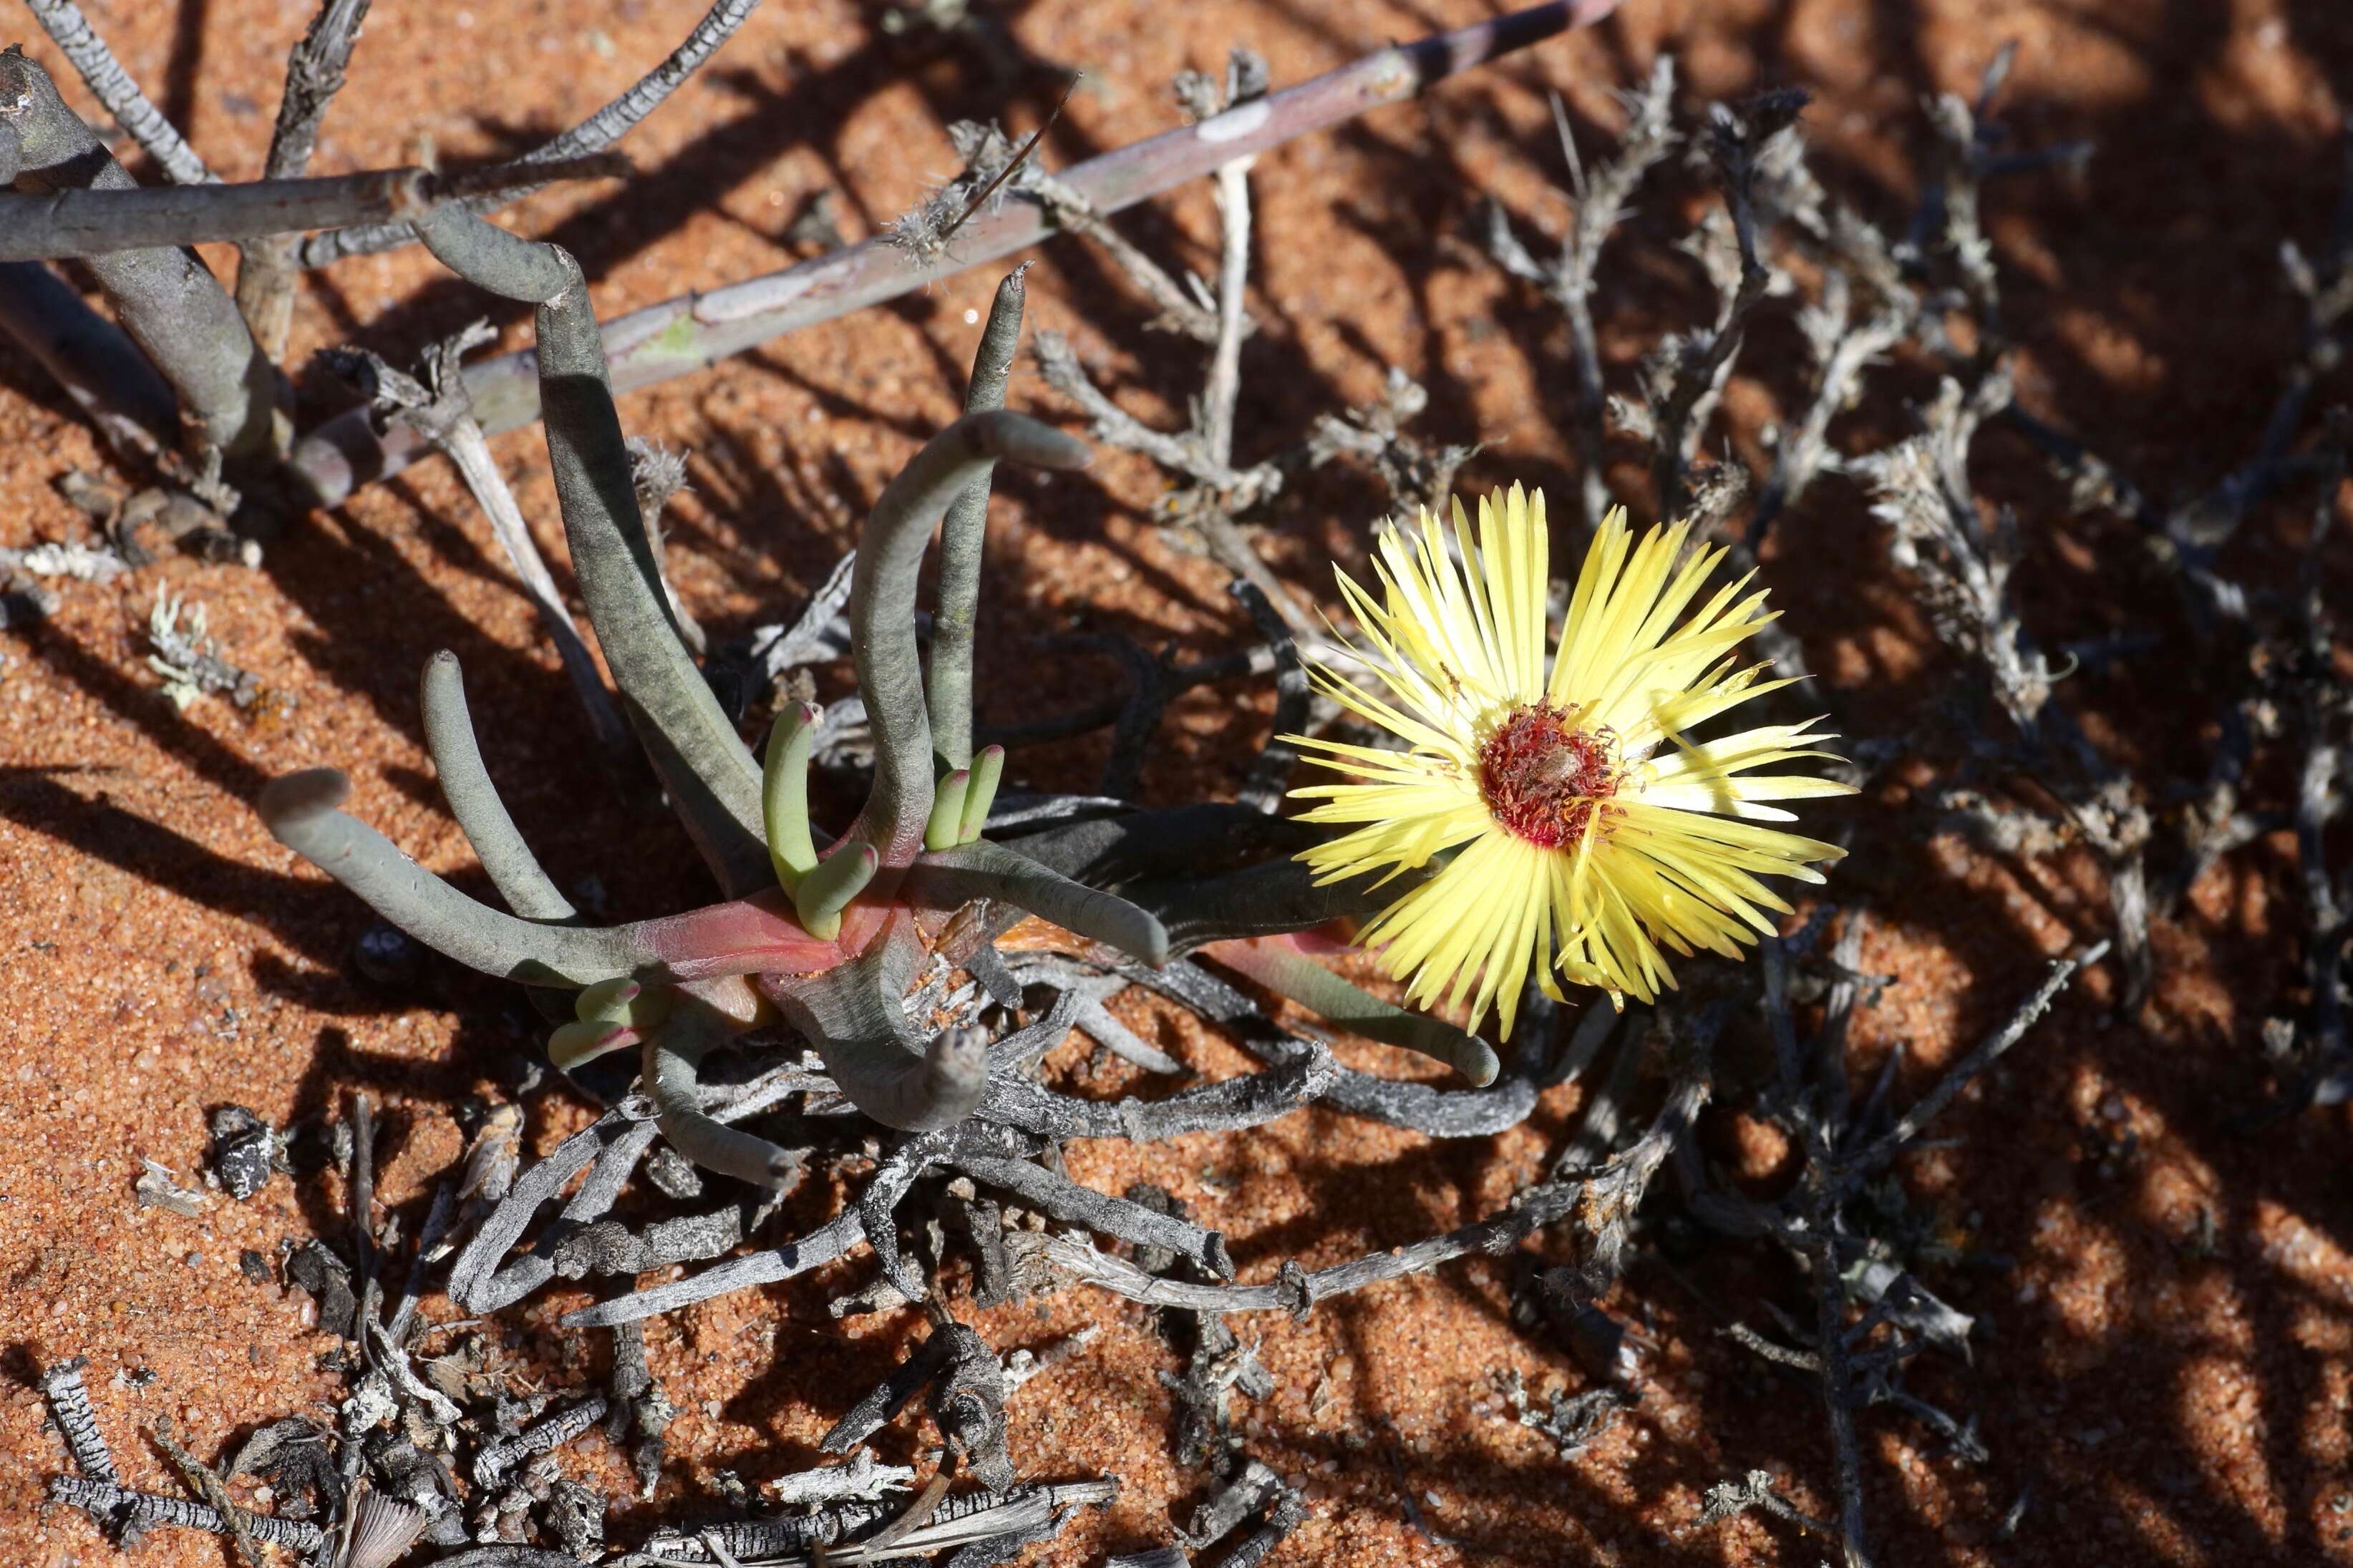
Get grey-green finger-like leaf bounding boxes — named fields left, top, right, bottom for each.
left=548, top=1019, right=638, bottom=1070
left=927, top=266, right=1029, bottom=774
left=848, top=410, right=1091, bottom=865
left=1206, top=937, right=1500, bottom=1087
left=533, top=244, right=771, bottom=897
left=412, top=205, right=573, bottom=303
left=643, top=1012, right=803, bottom=1189
left=762, top=924, right=989, bottom=1131
left=906, top=839, right=1168, bottom=968
left=1137, top=855, right=1428, bottom=954
left=574, top=977, right=644, bottom=1024
left=0, top=258, right=180, bottom=457
left=420, top=650, right=577, bottom=921
left=259, top=768, right=653, bottom=985
left=0, top=49, right=273, bottom=456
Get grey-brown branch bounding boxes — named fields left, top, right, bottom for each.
left=288, top=0, right=1630, bottom=505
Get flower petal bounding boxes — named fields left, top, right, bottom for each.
left=1288, top=487, right=1851, bottom=1036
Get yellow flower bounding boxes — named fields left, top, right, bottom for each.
left=1289, top=484, right=1854, bottom=1036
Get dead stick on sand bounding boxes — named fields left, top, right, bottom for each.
left=288, top=0, right=1626, bottom=505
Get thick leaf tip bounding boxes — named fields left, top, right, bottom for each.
left=258, top=767, right=351, bottom=830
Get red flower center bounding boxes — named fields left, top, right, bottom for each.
left=1477, top=703, right=1618, bottom=849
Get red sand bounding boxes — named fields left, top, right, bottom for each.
left=5, top=1, right=2352, bottom=1564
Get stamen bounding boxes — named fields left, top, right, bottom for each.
left=1477, top=703, right=1617, bottom=848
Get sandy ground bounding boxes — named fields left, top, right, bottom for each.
left=4, top=0, right=2353, bottom=1564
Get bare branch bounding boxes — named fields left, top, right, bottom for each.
left=1190, top=50, right=1269, bottom=473
left=288, top=0, right=1633, bottom=504
left=1037, top=1036, right=1709, bottom=1314
left=236, top=0, right=372, bottom=359
left=331, top=328, right=634, bottom=762
left=1644, top=90, right=1808, bottom=519
left=21, top=1, right=213, bottom=185
left=1834, top=943, right=2102, bottom=1182
left=1484, top=58, right=1677, bottom=530
left=0, top=259, right=180, bottom=462
left=0, top=153, right=631, bottom=263
left=1, top=47, right=272, bottom=455
left=296, top=0, right=765, bottom=266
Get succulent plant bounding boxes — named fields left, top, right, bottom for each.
left=260, top=207, right=1495, bottom=1187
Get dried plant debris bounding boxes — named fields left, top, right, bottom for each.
left=1178, top=1459, right=1305, bottom=1568
left=342, top=1486, right=438, bottom=1568
left=16, top=6, right=2352, bottom=1567
left=885, top=115, right=1062, bottom=268
left=146, top=586, right=260, bottom=710
left=1495, top=1368, right=1627, bottom=1460
left=0, top=536, right=130, bottom=582
left=286, top=1237, right=360, bottom=1339
left=56, top=467, right=247, bottom=565
left=40, top=1359, right=119, bottom=1484
left=659, top=1481, right=1115, bottom=1564
left=1023, top=50, right=1496, bottom=636
left=133, top=1156, right=208, bottom=1217
left=1485, top=59, right=1679, bottom=532
left=207, top=1104, right=284, bottom=1199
